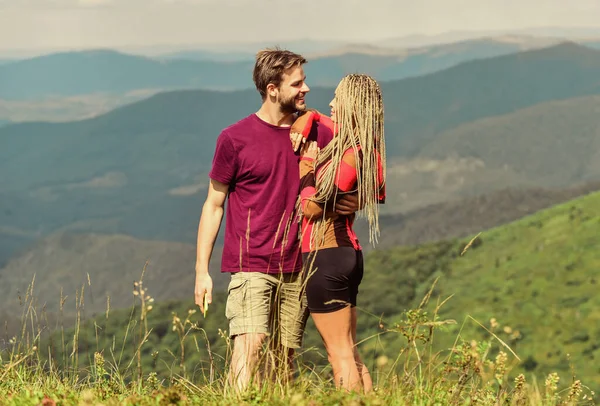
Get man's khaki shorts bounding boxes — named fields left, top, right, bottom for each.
left=225, top=271, right=309, bottom=349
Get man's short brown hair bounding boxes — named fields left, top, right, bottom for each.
left=253, top=47, right=307, bottom=99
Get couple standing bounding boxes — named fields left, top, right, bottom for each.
left=194, top=48, right=386, bottom=392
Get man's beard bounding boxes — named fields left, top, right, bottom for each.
left=279, top=94, right=304, bottom=115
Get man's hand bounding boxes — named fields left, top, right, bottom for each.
left=195, top=272, right=213, bottom=315
left=290, top=132, right=305, bottom=152
left=300, top=140, right=319, bottom=160
left=335, top=192, right=360, bottom=215
left=290, top=109, right=320, bottom=152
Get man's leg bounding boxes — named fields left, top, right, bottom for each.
left=225, top=272, right=276, bottom=392
left=275, top=272, right=310, bottom=384
left=229, top=332, right=267, bottom=392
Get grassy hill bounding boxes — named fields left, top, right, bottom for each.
left=350, top=189, right=600, bottom=392
left=358, top=181, right=600, bottom=250
left=425, top=190, right=600, bottom=392
left=33, top=190, right=600, bottom=394
left=0, top=232, right=34, bottom=268
left=0, top=232, right=224, bottom=320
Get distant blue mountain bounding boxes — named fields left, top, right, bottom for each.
left=158, top=50, right=256, bottom=62
left=2, top=42, right=600, bottom=263
left=0, top=38, right=563, bottom=100
left=0, top=50, right=254, bottom=100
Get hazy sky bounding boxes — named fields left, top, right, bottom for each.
left=2, top=0, right=600, bottom=54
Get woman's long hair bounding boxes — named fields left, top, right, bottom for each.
left=310, top=73, right=386, bottom=245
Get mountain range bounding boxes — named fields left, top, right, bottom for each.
left=0, top=37, right=578, bottom=101
left=3, top=30, right=600, bottom=393
left=3, top=42, right=600, bottom=266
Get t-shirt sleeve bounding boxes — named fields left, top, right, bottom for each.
left=208, top=131, right=237, bottom=185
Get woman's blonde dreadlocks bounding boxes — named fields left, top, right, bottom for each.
left=309, top=73, right=386, bottom=245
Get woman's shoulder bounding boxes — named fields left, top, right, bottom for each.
left=342, top=146, right=362, bottom=160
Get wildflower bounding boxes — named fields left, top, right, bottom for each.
left=376, top=355, right=389, bottom=368
left=567, top=380, right=582, bottom=403
left=513, top=373, right=527, bottom=403
left=514, top=373, right=526, bottom=392
left=494, top=351, right=507, bottom=382
left=545, top=372, right=560, bottom=398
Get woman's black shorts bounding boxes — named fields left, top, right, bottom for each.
left=302, top=247, right=364, bottom=313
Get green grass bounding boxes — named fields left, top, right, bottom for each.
left=425, top=191, right=600, bottom=391
left=3, top=190, right=600, bottom=404
left=2, top=276, right=596, bottom=405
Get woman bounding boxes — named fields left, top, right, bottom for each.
left=290, top=74, right=386, bottom=392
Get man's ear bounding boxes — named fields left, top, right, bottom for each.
left=266, top=83, right=278, bottom=98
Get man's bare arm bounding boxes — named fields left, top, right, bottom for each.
left=194, top=179, right=229, bottom=313
left=335, top=192, right=361, bottom=215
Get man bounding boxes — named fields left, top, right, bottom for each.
left=194, top=48, right=358, bottom=391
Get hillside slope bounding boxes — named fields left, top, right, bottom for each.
left=0, top=232, right=225, bottom=319
left=418, top=94, right=600, bottom=188
left=4, top=44, right=600, bottom=270
left=3, top=180, right=600, bottom=324
left=357, top=181, right=600, bottom=249
left=358, top=189, right=600, bottom=393
left=40, top=190, right=600, bottom=393
left=380, top=93, right=600, bottom=212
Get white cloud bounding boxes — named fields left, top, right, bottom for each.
left=2, top=0, right=600, bottom=53
left=77, top=0, right=113, bottom=7
left=0, top=0, right=114, bottom=9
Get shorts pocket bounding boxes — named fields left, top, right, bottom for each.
left=225, top=275, right=247, bottom=320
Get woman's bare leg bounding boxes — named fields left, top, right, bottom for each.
left=312, top=306, right=362, bottom=391
left=351, top=307, right=372, bottom=392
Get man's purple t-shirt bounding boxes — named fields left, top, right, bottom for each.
left=209, top=113, right=333, bottom=274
